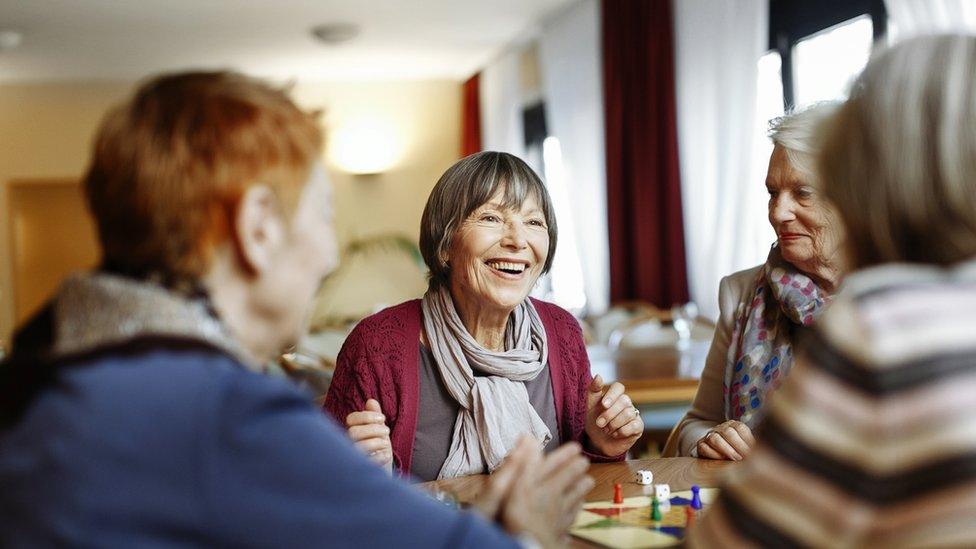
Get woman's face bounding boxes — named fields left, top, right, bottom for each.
left=766, top=145, right=842, bottom=273
left=447, top=188, right=550, bottom=313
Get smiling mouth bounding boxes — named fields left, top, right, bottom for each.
left=485, top=260, right=528, bottom=276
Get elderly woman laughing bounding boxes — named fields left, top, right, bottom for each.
left=664, top=103, right=844, bottom=460
left=324, top=151, right=643, bottom=480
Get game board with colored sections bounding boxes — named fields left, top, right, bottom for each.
left=570, top=487, right=719, bottom=548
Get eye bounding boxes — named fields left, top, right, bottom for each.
left=480, top=214, right=501, bottom=223
left=767, top=189, right=779, bottom=199
left=796, top=187, right=814, bottom=199
left=527, top=219, right=546, bottom=227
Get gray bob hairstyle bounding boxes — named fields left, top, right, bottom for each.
left=419, top=151, right=558, bottom=289
left=818, top=34, right=976, bottom=269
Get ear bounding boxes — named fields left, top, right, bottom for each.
left=231, top=184, right=286, bottom=276
left=440, top=234, right=456, bottom=268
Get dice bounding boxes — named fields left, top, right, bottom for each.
left=635, top=470, right=654, bottom=485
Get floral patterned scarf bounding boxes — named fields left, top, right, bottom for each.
left=724, top=245, right=831, bottom=428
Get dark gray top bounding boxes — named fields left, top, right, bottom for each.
left=411, top=343, right=560, bottom=482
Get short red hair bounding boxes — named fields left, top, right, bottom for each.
left=83, top=71, right=323, bottom=285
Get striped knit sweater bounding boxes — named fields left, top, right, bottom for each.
left=688, top=260, right=976, bottom=548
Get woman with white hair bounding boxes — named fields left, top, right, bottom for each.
left=689, top=33, right=976, bottom=547
left=664, top=103, right=843, bottom=460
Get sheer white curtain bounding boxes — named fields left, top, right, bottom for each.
left=479, top=49, right=526, bottom=158
left=673, top=0, right=771, bottom=320
left=537, top=0, right=609, bottom=315
left=885, top=0, right=976, bottom=40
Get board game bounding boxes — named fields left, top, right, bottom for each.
left=570, top=487, right=718, bottom=548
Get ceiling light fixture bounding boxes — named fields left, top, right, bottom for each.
left=310, top=23, right=360, bottom=46
left=329, top=115, right=401, bottom=175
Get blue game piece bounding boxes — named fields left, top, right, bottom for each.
left=690, top=485, right=702, bottom=510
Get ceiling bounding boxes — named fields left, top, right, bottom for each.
left=0, top=0, right=573, bottom=82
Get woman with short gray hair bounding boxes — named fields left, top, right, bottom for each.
left=325, top=151, right=643, bottom=481
left=664, top=102, right=844, bottom=460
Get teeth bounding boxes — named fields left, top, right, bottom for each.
left=487, top=261, right=526, bottom=273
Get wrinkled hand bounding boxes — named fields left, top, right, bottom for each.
left=696, top=420, right=755, bottom=461
left=346, top=398, right=393, bottom=471
left=472, top=437, right=594, bottom=548
left=584, top=375, right=644, bottom=457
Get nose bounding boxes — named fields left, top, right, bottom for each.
left=769, top=194, right=797, bottom=226
left=500, top=220, right=528, bottom=250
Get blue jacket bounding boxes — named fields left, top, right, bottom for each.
left=0, top=342, right=516, bottom=548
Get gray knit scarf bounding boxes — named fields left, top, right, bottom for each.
left=51, top=272, right=254, bottom=367
left=421, top=285, right=552, bottom=479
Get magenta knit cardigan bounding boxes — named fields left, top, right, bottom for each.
left=323, top=298, right=623, bottom=477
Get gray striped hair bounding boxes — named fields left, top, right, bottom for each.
left=818, top=34, right=976, bottom=268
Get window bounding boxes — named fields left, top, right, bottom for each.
left=793, top=15, right=874, bottom=107
left=522, top=103, right=587, bottom=312
left=540, top=136, right=586, bottom=311
left=768, top=0, right=887, bottom=110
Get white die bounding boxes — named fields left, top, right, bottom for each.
left=654, top=484, right=671, bottom=501
left=635, top=470, right=653, bottom=485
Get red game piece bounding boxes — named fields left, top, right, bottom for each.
left=685, top=505, right=696, bottom=527
left=613, top=483, right=623, bottom=504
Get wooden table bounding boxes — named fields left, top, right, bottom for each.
left=420, top=458, right=733, bottom=547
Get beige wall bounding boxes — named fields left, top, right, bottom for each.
left=8, top=179, right=101, bottom=325
left=0, top=78, right=460, bottom=343
left=291, top=80, right=460, bottom=248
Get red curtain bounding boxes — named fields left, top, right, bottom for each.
left=460, top=73, right=482, bottom=157
left=602, top=0, right=689, bottom=307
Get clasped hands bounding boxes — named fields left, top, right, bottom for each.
left=346, top=373, right=645, bottom=470
left=695, top=419, right=755, bottom=460
left=345, top=402, right=593, bottom=547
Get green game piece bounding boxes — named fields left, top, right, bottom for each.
left=650, top=497, right=662, bottom=522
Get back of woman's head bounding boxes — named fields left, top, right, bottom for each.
left=84, top=71, right=323, bottom=287
left=819, top=34, right=976, bottom=269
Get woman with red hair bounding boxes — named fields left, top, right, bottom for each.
left=0, top=71, right=591, bottom=548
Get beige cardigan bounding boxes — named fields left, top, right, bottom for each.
left=662, top=264, right=762, bottom=457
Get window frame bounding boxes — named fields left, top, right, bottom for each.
left=769, top=0, right=887, bottom=110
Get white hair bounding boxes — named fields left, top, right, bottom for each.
left=768, top=102, right=841, bottom=182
